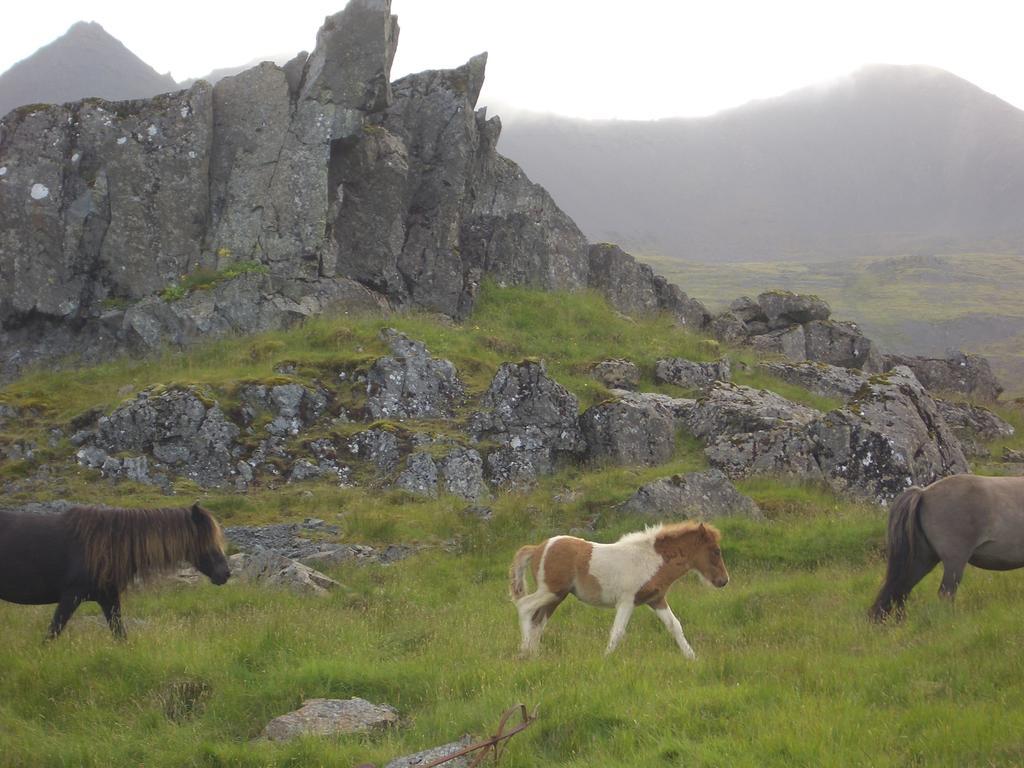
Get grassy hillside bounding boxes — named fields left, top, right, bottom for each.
left=2, top=285, right=1023, bottom=767
left=649, top=252, right=1024, bottom=399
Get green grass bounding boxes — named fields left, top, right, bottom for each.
left=2, top=284, right=1023, bottom=765
left=5, top=490, right=1024, bottom=768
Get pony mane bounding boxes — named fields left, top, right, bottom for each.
left=67, top=505, right=225, bottom=591
left=656, top=521, right=721, bottom=544
left=617, top=524, right=665, bottom=545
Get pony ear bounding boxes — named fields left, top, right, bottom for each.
left=191, top=503, right=207, bottom=527
left=698, top=522, right=710, bottom=540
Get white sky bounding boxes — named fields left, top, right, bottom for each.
left=2, top=0, right=1023, bottom=120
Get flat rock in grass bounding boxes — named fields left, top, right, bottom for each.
left=263, top=697, right=398, bottom=741
left=621, top=469, right=764, bottom=520
left=229, top=551, right=340, bottom=596
left=384, top=736, right=473, bottom=768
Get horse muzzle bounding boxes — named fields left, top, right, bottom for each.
left=714, top=576, right=729, bottom=588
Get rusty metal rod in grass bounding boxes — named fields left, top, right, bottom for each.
left=356, top=704, right=536, bottom=768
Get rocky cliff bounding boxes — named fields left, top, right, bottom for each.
left=0, top=0, right=705, bottom=378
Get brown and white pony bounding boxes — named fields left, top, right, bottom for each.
left=509, top=522, right=729, bottom=658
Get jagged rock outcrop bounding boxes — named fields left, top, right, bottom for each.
left=620, top=470, right=764, bottom=520
left=347, top=428, right=402, bottom=474
left=711, top=291, right=882, bottom=372
left=365, top=330, right=464, bottom=420
left=808, top=367, right=969, bottom=499
left=469, top=360, right=583, bottom=488
left=81, top=388, right=240, bottom=486
left=679, top=366, right=968, bottom=500
left=239, top=383, right=330, bottom=437
left=935, top=399, right=1015, bottom=456
left=684, top=383, right=821, bottom=478
left=437, top=447, right=486, bottom=500
left=395, top=452, right=439, bottom=497
left=655, top=358, right=731, bottom=391
left=0, top=0, right=696, bottom=378
left=586, top=243, right=710, bottom=329
left=883, top=350, right=1004, bottom=401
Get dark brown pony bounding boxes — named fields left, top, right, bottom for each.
left=870, top=474, right=1024, bottom=621
left=0, top=504, right=230, bottom=639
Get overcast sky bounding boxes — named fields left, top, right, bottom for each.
left=2, top=0, right=1023, bottom=120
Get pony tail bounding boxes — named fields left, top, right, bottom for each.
left=509, top=545, right=537, bottom=601
left=869, top=487, right=924, bottom=622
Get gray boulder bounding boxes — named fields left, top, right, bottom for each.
left=655, top=358, right=731, bottom=391
left=470, top=360, right=582, bottom=487
left=608, top=389, right=696, bottom=430
left=803, top=320, right=883, bottom=372
left=621, top=469, right=764, bottom=520
left=262, top=697, right=398, bottom=741
left=749, top=325, right=807, bottom=361
left=395, top=452, right=438, bottom=497
left=757, top=291, right=831, bottom=328
left=239, top=382, right=330, bottom=437
left=758, top=361, right=867, bottom=400
left=708, top=311, right=749, bottom=344
left=347, top=428, right=401, bottom=474
left=580, top=396, right=677, bottom=466
left=591, top=359, right=641, bottom=391
left=884, top=351, right=1004, bottom=401
left=682, top=382, right=823, bottom=479
left=90, top=388, right=240, bottom=486
left=229, top=551, right=341, bottom=596
left=365, top=330, right=464, bottom=420
left=809, top=366, right=969, bottom=500
left=935, top=399, right=1015, bottom=456
left=437, top=447, right=485, bottom=500
left=685, top=382, right=820, bottom=439
left=710, top=292, right=882, bottom=373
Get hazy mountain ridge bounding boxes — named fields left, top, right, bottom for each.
left=495, top=65, right=1024, bottom=262
left=0, top=22, right=177, bottom=118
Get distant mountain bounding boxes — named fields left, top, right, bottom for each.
left=0, top=21, right=178, bottom=118
left=494, top=65, right=1024, bottom=262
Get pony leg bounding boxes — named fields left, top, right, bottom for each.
left=516, top=590, right=559, bottom=656
left=527, top=593, right=566, bottom=655
left=650, top=599, right=696, bottom=659
left=939, top=558, right=968, bottom=601
left=99, top=593, right=127, bottom=640
left=605, top=601, right=635, bottom=655
left=870, top=547, right=939, bottom=621
left=47, top=592, right=83, bottom=640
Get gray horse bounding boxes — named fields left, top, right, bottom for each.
left=870, top=474, right=1024, bottom=621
